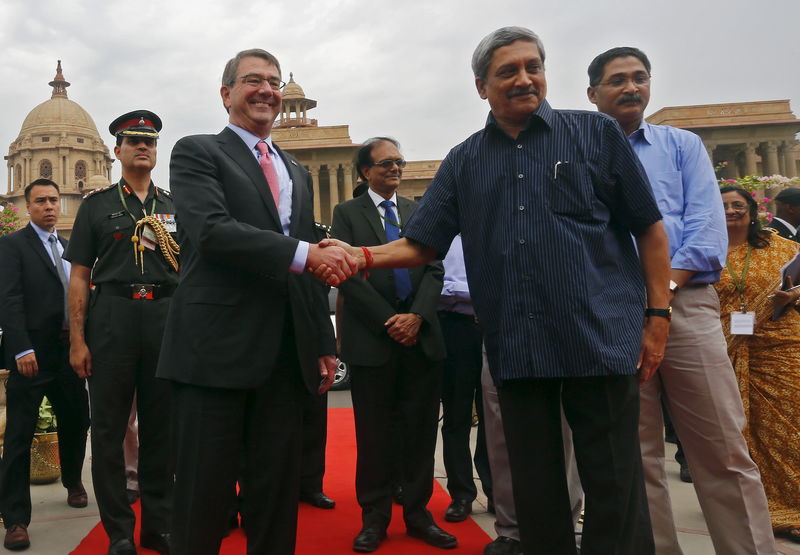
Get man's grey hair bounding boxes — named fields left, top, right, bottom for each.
left=221, top=49, right=282, bottom=86
left=471, top=27, right=545, bottom=81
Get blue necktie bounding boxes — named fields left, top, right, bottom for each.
left=380, top=200, right=412, bottom=301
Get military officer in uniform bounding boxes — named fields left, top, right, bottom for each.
left=65, top=111, right=177, bottom=555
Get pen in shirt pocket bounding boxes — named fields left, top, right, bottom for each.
left=553, top=160, right=569, bottom=179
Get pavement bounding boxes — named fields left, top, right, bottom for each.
left=15, top=389, right=800, bottom=554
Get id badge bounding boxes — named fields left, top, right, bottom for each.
left=141, top=226, right=157, bottom=251
left=730, top=311, right=755, bottom=335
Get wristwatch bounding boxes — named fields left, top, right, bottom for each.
left=645, top=307, right=672, bottom=320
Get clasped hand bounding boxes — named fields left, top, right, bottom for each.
left=307, top=239, right=363, bottom=286
left=385, top=313, right=422, bottom=346
left=306, top=240, right=360, bottom=285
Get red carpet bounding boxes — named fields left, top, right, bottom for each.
left=71, top=408, right=491, bottom=553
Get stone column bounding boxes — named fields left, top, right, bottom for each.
left=782, top=141, right=797, bottom=177
left=744, top=142, right=759, bottom=176
left=328, top=165, right=340, bottom=222
left=308, top=163, right=322, bottom=222
left=764, top=141, right=780, bottom=176
left=343, top=163, right=355, bottom=198
left=6, top=163, right=11, bottom=192
left=704, top=142, right=716, bottom=165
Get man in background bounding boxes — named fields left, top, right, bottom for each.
left=0, top=179, right=90, bottom=551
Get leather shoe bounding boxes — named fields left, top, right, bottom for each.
left=3, top=524, right=30, bottom=550
left=679, top=465, right=693, bottom=483
left=444, top=499, right=472, bottom=522
left=140, top=532, right=171, bottom=554
left=299, top=491, right=336, bottom=509
left=407, top=524, right=457, bottom=549
left=67, top=483, right=88, bottom=508
left=353, top=527, right=386, bottom=553
left=108, top=538, right=136, bottom=555
left=484, top=536, right=522, bottom=555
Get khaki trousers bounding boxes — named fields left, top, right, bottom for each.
left=639, top=285, right=776, bottom=555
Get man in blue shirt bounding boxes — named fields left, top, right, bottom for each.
left=588, top=46, right=776, bottom=554
left=316, top=27, right=671, bottom=555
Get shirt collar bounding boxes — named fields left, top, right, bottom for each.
left=367, top=188, right=398, bottom=209
left=485, top=99, right=553, bottom=137
left=119, top=178, right=156, bottom=200
left=627, top=119, right=653, bottom=145
left=30, top=221, right=56, bottom=242
left=773, top=216, right=798, bottom=235
left=227, top=123, right=275, bottom=154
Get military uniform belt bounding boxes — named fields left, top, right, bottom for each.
left=97, top=283, right=176, bottom=300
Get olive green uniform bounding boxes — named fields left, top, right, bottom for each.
left=64, top=180, right=177, bottom=543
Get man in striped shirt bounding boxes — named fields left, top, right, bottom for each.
left=314, top=27, right=671, bottom=555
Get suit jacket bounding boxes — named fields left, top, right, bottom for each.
left=156, top=127, right=334, bottom=393
left=331, top=192, right=446, bottom=367
left=0, top=224, right=68, bottom=379
left=767, top=219, right=798, bottom=242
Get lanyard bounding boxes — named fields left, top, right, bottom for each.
left=726, top=246, right=752, bottom=312
left=117, top=183, right=156, bottom=225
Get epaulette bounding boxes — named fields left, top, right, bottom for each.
left=157, top=187, right=173, bottom=198
left=82, top=183, right=116, bottom=200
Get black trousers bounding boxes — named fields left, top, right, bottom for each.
left=169, top=330, right=308, bottom=555
left=498, top=375, right=653, bottom=555
left=438, top=311, right=492, bottom=503
left=86, top=293, right=173, bottom=542
left=300, top=391, right=328, bottom=495
left=0, top=336, right=89, bottom=527
left=350, top=343, right=443, bottom=530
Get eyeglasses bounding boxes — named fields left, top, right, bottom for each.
left=723, top=202, right=749, bottom=212
left=598, top=75, right=651, bottom=89
left=371, top=158, right=407, bottom=169
left=233, top=74, right=286, bottom=91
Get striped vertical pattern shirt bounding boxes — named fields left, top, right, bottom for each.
left=403, top=100, right=662, bottom=383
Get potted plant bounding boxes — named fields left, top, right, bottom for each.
left=30, top=398, right=61, bottom=484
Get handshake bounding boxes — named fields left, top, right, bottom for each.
left=306, top=239, right=366, bottom=286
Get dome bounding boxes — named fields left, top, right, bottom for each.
left=282, top=72, right=306, bottom=100
left=16, top=60, right=103, bottom=142
left=19, top=97, right=102, bottom=138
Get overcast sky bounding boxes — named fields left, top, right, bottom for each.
left=1, top=0, right=798, bottom=191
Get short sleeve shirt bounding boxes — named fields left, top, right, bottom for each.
left=403, top=100, right=662, bottom=383
left=64, top=180, right=179, bottom=286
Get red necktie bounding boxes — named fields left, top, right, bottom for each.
left=255, top=141, right=280, bottom=210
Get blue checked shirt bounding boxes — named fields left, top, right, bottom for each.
left=403, top=100, right=662, bottom=383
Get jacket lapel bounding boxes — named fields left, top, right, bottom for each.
left=358, top=192, right=387, bottom=243
left=217, top=127, right=283, bottom=231
left=24, top=224, right=59, bottom=280
left=397, top=196, right=414, bottom=231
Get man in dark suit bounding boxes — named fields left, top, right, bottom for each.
left=331, top=137, right=454, bottom=553
left=0, top=179, right=90, bottom=551
left=768, top=187, right=800, bottom=242
left=156, top=48, right=356, bottom=555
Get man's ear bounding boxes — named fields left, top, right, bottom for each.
left=220, top=85, right=232, bottom=112
left=587, top=86, right=598, bottom=105
left=475, top=77, right=488, bottom=100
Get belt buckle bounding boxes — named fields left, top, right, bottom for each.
left=132, top=284, right=154, bottom=300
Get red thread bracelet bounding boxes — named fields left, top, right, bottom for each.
left=360, top=246, right=374, bottom=269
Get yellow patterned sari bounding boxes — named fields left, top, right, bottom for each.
left=716, top=234, right=800, bottom=533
